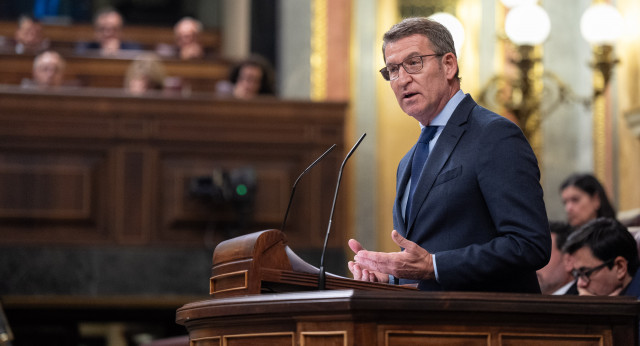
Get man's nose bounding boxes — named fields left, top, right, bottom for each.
left=396, top=66, right=412, bottom=84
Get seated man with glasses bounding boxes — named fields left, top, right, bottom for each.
left=562, top=217, right=640, bottom=298
left=347, top=17, right=550, bottom=293
left=75, top=7, right=141, bottom=57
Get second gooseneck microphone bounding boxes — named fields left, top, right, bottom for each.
left=318, top=133, right=366, bottom=290
left=281, top=144, right=337, bottom=233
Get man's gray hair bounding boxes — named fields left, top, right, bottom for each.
left=382, top=17, right=456, bottom=61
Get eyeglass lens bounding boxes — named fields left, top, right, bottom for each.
left=382, top=56, right=423, bottom=81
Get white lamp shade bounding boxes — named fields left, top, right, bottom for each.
left=580, top=3, right=624, bottom=45
left=505, top=4, right=551, bottom=46
left=500, top=0, right=537, bottom=9
left=428, top=12, right=465, bottom=55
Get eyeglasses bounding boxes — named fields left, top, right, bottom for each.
left=571, top=258, right=615, bottom=284
left=379, top=54, right=443, bottom=81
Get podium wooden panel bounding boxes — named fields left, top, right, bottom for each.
left=178, top=229, right=640, bottom=345
left=177, top=289, right=639, bottom=346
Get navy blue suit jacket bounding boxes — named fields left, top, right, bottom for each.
left=392, top=94, right=550, bottom=293
left=622, top=268, right=640, bottom=299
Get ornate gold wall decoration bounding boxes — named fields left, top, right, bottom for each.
left=311, top=0, right=328, bottom=101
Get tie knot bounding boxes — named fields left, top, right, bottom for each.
left=418, top=126, right=438, bottom=144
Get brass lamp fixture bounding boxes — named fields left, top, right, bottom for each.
left=580, top=1, right=623, bottom=181
left=580, top=2, right=623, bottom=98
left=479, top=0, right=623, bottom=168
left=479, top=1, right=551, bottom=154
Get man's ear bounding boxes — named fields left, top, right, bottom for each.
left=441, top=52, right=458, bottom=81
left=614, top=256, right=628, bottom=280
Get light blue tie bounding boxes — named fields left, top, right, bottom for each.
left=407, top=126, right=437, bottom=221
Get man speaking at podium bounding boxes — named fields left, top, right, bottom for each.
left=348, top=17, right=550, bottom=293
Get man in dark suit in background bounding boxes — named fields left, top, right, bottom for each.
left=348, top=17, right=550, bottom=293
left=75, top=7, right=141, bottom=56
left=563, top=217, right=640, bottom=298
left=563, top=217, right=640, bottom=344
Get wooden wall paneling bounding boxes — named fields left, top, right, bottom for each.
left=114, top=145, right=155, bottom=245
left=0, top=143, right=111, bottom=244
left=0, top=87, right=347, bottom=250
left=157, top=150, right=295, bottom=244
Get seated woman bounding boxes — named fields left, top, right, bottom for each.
left=123, top=53, right=166, bottom=95
left=216, top=55, right=276, bottom=99
left=559, top=173, right=616, bottom=229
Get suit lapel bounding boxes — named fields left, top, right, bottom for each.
left=406, top=95, right=476, bottom=236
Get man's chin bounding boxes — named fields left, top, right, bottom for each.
left=401, top=105, right=422, bottom=119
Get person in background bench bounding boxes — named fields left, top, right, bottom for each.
left=75, top=7, right=141, bottom=56
left=564, top=217, right=640, bottom=298
left=536, top=221, right=578, bottom=295
left=124, top=53, right=166, bottom=95
left=564, top=217, right=640, bottom=345
left=13, top=15, right=50, bottom=54
left=21, top=50, right=65, bottom=89
left=156, top=17, right=204, bottom=60
left=216, top=55, right=276, bottom=99
left=560, top=173, right=616, bottom=229
left=173, top=17, right=204, bottom=60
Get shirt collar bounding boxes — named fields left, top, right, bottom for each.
left=420, top=89, right=465, bottom=129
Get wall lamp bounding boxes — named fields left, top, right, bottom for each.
left=478, top=0, right=551, bottom=151
left=580, top=2, right=623, bottom=99
left=478, top=0, right=624, bottom=165
left=580, top=2, right=623, bottom=180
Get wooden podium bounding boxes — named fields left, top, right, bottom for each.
left=208, top=229, right=415, bottom=298
left=177, top=229, right=640, bottom=345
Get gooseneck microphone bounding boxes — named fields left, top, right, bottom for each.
left=318, top=133, right=366, bottom=290
left=281, top=144, right=337, bottom=233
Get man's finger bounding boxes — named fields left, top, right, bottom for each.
left=391, top=230, right=415, bottom=250
left=348, top=238, right=365, bottom=254
left=348, top=261, right=362, bottom=281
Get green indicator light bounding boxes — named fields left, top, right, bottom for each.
left=236, top=184, right=248, bottom=196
